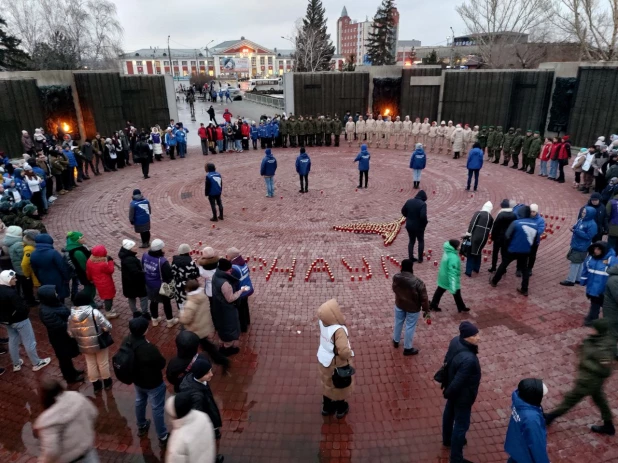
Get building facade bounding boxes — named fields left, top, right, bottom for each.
left=119, top=38, right=295, bottom=78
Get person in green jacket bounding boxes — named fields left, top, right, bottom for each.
left=324, top=115, right=333, bottom=147
left=298, top=116, right=307, bottom=148
left=65, top=231, right=98, bottom=310
left=492, top=126, right=504, bottom=164
left=315, top=116, right=324, bottom=147
left=478, top=126, right=488, bottom=155
left=280, top=118, right=288, bottom=148
left=429, top=239, right=470, bottom=313
left=306, top=116, right=315, bottom=147
left=544, top=318, right=615, bottom=435
left=332, top=114, right=342, bottom=147
left=486, top=126, right=496, bottom=161
left=501, top=127, right=515, bottom=166
left=289, top=116, right=298, bottom=148
left=519, top=129, right=533, bottom=171
left=527, top=131, right=543, bottom=175
left=510, top=128, right=524, bottom=169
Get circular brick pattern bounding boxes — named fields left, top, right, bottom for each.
left=1, top=143, right=614, bottom=463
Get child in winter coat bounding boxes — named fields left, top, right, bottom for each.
left=354, top=144, right=370, bottom=189
left=539, top=138, right=553, bottom=178
left=581, top=241, right=616, bottom=325
left=86, top=245, right=117, bottom=316
left=409, top=143, right=426, bottom=189
left=227, top=247, right=254, bottom=333
left=430, top=239, right=469, bottom=313
left=561, top=206, right=598, bottom=286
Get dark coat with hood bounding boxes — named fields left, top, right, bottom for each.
left=124, top=333, right=166, bottom=390
left=442, top=335, right=481, bottom=407
left=0, top=281, right=29, bottom=325
left=30, top=234, right=71, bottom=300
left=467, top=202, right=494, bottom=255
left=118, top=247, right=147, bottom=298
left=179, top=372, right=222, bottom=429
left=211, top=268, right=242, bottom=342
left=166, top=331, right=210, bottom=392
left=401, top=190, right=428, bottom=232
left=580, top=192, right=608, bottom=239
left=491, top=208, right=516, bottom=244
left=38, top=285, right=79, bottom=359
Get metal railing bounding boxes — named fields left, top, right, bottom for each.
left=243, top=92, right=285, bottom=110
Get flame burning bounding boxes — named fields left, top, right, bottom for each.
left=62, top=123, right=70, bottom=132
left=384, top=109, right=391, bottom=116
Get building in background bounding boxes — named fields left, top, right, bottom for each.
left=337, top=6, right=401, bottom=65
left=397, top=40, right=421, bottom=66
left=119, top=38, right=295, bottom=79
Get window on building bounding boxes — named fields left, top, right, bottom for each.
left=181, top=61, right=188, bottom=65
left=172, top=60, right=178, bottom=65
left=199, top=61, right=205, bottom=66
left=260, top=57, right=265, bottom=65
left=251, top=57, right=256, bottom=64
left=136, top=61, right=143, bottom=66
left=267, top=57, right=273, bottom=65
left=156, top=69, right=161, bottom=75
left=164, top=61, right=169, bottom=65
left=137, top=68, right=144, bottom=75
left=191, top=61, right=196, bottom=65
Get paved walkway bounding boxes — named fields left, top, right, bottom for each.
left=1, top=140, right=617, bottom=463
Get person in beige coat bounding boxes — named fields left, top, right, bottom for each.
left=437, top=121, right=447, bottom=153
left=393, top=116, right=403, bottom=149
left=34, top=379, right=99, bottom=463
left=355, top=116, right=366, bottom=147
left=463, top=124, right=472, bottom=153
left=445, top=120, right=456, bottom=141
left=345, top=117, right=356, bottom=147
left=428, top=121, right=438, bottom=151
left=451, top=124, right=465, bottom=159
left=317, top=299, right=354, bottom=419
left=420, top=118, right=430, bottom=146
left=403, top=116, right=412, bottom=150
left=365, top=114, right=375, bottom=146
left=384, top=116, right=394, bottom=148
left=375, top=115, right=385, bottom=148
left=412, top=117, right=421, bottom=147
left=180, top=280, right=215, bottom=342
left=165, top=393, right=218, bottom=463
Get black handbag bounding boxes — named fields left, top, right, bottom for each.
left=332, top=364, right=355, bottom=389
left=92, top=311, right=114, bottom=349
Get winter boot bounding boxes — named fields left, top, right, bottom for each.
left=92, top=380, right=103, bottom=393
left=591, top=421, right=616, bottom=435
left=103, top=377, right=113, bottom=390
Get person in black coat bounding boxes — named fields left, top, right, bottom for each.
left=401, top=190, right=428, bottom=263
left=133, top=135, right=152, bottom=179
left=38, top=285, right=83, bottom=383
left=179, top=358, right=223, bottom=439
left=118, top=240, right=148, bottom=315
left=464, top=201, right=494, bottom=276
left=488, top=199, right=517, bottom=272
left=441, top=321, right=481, bottom=463
left=166, top=331, right=201, bottom=393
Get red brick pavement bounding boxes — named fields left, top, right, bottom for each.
left=1, top=144, right=616, bottom=463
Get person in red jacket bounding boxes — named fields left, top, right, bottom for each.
left=241, top=121, right=250, bottom=151
left=86, top=245, right=117, bottom=317
left=557, top=135, right=571, bottom=183
left=222, top=109, right=232, bottom=124
left=215, top=126, right=224, bottom=153
left=206, top=123, right=217, bottom=154
left=548, top=137, right=562, bottom=180
left=538, top=138, right=552, bottom=177
left=197, top=123, right=209, bottom=156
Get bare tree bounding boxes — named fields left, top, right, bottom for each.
left=456, top=0, right=555, bottom=68
left=1, top=0, right=123, bottom=69
left=555, top=0, right=618, bottom=60
left=295, top=26, right=335, bottom=72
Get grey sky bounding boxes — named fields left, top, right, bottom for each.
left=113, top=0, right=465, bottom=53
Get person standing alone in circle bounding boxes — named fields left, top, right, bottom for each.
left=466, top=142, right=484, bottom=191
left=129, top=189, right=152, bottom=248
left=205, top=163, right=223, bottom=222
left=401, top=190, right=428, bottom=263
left=354, top=144, right=370, bottom=189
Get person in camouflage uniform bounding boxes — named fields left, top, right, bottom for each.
left=16, top=203, right=47, bottom=233
left=306, top=116, right=315, bottom=147
left=526, top=131, right=543, bottom=175
left=298, top=116, right=306, bottom=148
left=492, top=126, right=504, bottom=164
left=486, top=126, right=496, bottom=160
left=289, top=116, right=298, bottom=148
left=280, top=117, right=288, bottom=148
left=332, top=114, right=342, bottom=147
left=520, top=129, right=534, bottom=172
left=501, top=128, right=515, bottom=166
left=545, top=318, right=616, bottom=436
left=323, top=115, right=332, bottom=147
left=477, top=126, right=488, bottom=156
left=510, top=128, right=524, bottom=169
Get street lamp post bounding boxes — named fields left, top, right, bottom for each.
left=450, top=27, right=455, bottom=67
left=168, top=35, right=174, bottom=78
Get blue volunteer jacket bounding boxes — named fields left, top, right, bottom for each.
left=258, top=125, right=268, bottom=138
left=129, top=197, right=151, bottom=227
left=354, top=145, right=370, bottom=171
left=271, top=122, right=279, bottom=137
left=529, top=214, right=546, bottom=245
left=570, top=206, right=598, bottom=252
left=409, top=148, right=426, bottom=170
left=175, top=130, right=186, bottom=144
left=13, top=170, right=31, bottom=200
left=506, top=218, right=538, bottom=253
left=250, top=125, right=259, bottom=140
left=466, top=147, right=484, bottom=170
left=504, top=390, right=550, bottom=463
left=63, top=149, right=77, bottom=167
left=260, top=150, right=277, bottom=176
left=165, top=132, right=177, bottom=146
left=581, top=243, right=616, bottom=297
left=296, top=153, right=311, bottom=175
left=205, top=171, right=222, bottom=197
left=231, top=256, right=254, bottom=297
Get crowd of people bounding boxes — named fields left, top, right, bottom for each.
left=1, top=107, right=618, bottom=463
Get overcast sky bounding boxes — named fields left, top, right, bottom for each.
left=113, top=0, right=465, bottom=52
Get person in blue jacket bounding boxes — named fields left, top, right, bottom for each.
left=354, top=144, right=370, bottom=189
left=516, top=203, right=546, bottom=277
left=264, top=121, right=274, bottom=149
left=62, top=146, right=77, bottom=191
left=129, top=188, right=152, bottom=247
left=490, top=206, right=538, bottom=296
left=165, top=128, right=177, bottom=160
left=581, top=241, right=616, bottom=326
left=258, top=122, right=268, bottom=150
left=175, top=125, right=188, bottom=158
left=271, top=120, right=280, bottom=148
left=12, top=168, right=32, bottom=200
left=205, top=163, right=223, bottom=222
left=504, top=378, right=550, bottom=463
left=466, top=142, right=484, bottom=191
left=228, top=247, right=254, bottom=333
left=296, top=147, right=311, bottom=193
left=260, top=149, right=277, bottom=198
left=560, top=206, right=598, bottom=286
left=409, top=143, right=426, bottom=189
left=250, top=122, right=259, bottom=150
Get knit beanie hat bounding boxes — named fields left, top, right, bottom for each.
left=73, top=290, right=92, bottom=307
left=22, top=204, right=37, bottom=215
left=5, top=225, right=23, bottom=238
left=165, top=392, right=194, bottom=419
left=227, top=247, right=241, bottom=259
left=178, top=244, right=191, bottom=254
left=67, top=231, right=83, bottom=243
left=133, top=189, right=141, bottom=195
left=500, top=199, right=510, bottom=208
left=23, top=229, right=40, bottom=245
left=122, top=239, right=136, bottom=250
left=190, top=358, right=213, bottom=379
left=129, top=315, right=150, bottom=337
left=530, top=204, right=539, bottom=213
left=459, top=321, right=479, bottom=338
left=202, top=247, right=216, bottom=258
left=151, top=239, right=164, bottom=251
left=218, top=258, right=232, bottom=271
left=0, top=270, right=16, bottom=286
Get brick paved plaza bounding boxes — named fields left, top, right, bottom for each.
left=1, top=139, right=617, bottom=463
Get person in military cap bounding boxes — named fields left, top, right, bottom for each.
left=332, top=114, right=342, bottom=147
left=501, top=128, right=515, bottom=166
left=486, top=126, right=496, bottom=160
left=520, top=129, right=534, bottom=171
left=527, top=131, right=543, bottom=175
left=492, top=126, right=504, bottom=164
left=510, top=128, right=524, bottom=169
left=324, top=115, right=333, bottom=147
left=289, top=116, right=298, bottom=148
left=477, top=126, right=488, bottom=156
left=280, top=116, right=288, bottom=148
left=306, top=116, right=315, bottom=147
